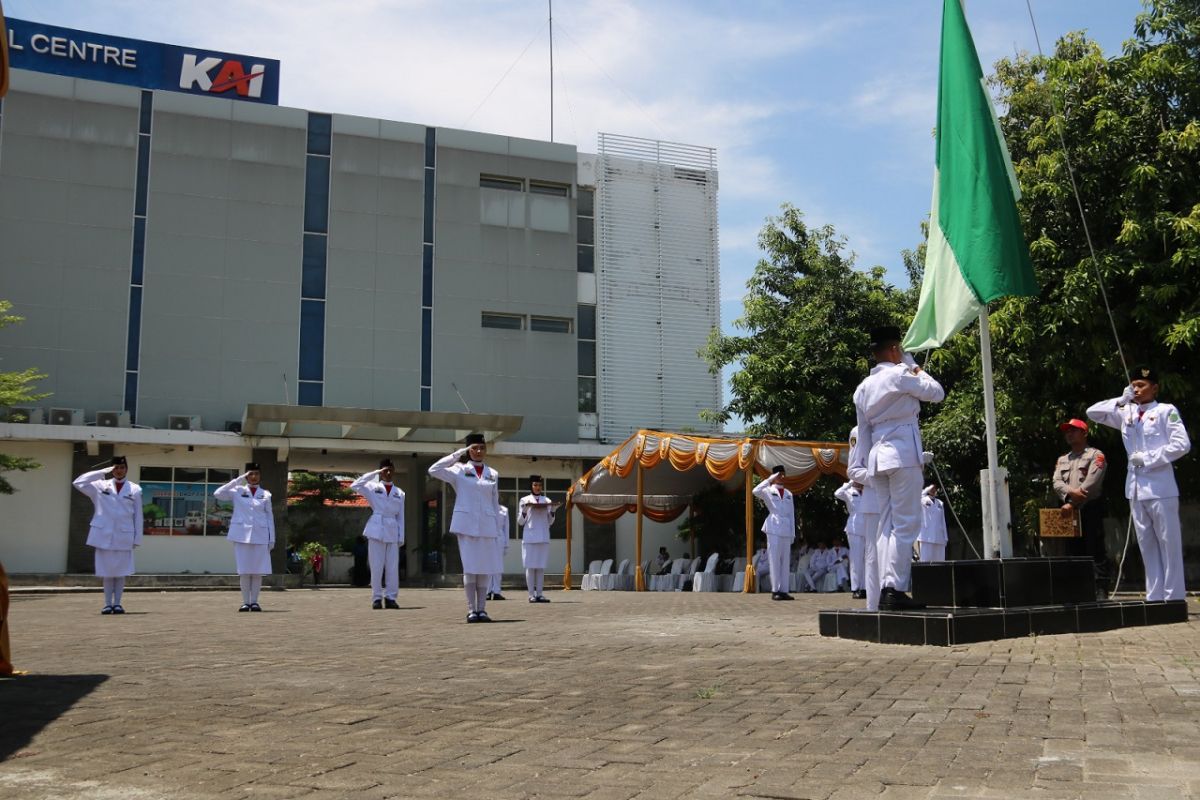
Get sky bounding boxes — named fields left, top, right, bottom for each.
left=8, top=0, right=1145, bottom=350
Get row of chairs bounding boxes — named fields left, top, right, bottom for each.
left=580, top=554, right=761, bottom=592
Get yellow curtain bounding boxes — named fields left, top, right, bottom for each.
left=575, top=503, right=688, bottom=525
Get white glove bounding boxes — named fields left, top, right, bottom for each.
left=901, top=352, right=918, bottom=369
left=921, top=451, right=934, bottom=465
left=1129, top=452, right=1146, bottom=468
left=1117, top=384, right=1135, bottom=407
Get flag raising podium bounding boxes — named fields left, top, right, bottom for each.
left=904, top=0, right=1038, bottom=557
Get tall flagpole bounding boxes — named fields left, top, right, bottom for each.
left=978, top=308, right=1009, bottom=557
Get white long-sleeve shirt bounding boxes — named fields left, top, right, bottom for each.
left=213, top=475, right=275, bottom=546
left=349, top=469, right=406, bottom=544
left=852, top=361, right=944, bottom=477
left=1087, top=397, right=1190, bottom=500
left=73, top=468, right=143, bottom=550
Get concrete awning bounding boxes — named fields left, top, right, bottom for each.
left=240, top=404, right=523, bottom=444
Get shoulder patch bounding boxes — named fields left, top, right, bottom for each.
left=1094, top=453, right=1105, bottom=467
left=1169, top=410, right=1181, bottom=423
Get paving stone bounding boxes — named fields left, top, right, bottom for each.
left=2, top=589, right=1200, bottom=799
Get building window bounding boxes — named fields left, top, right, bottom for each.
left=480, top=175, right=523, bottom=191
left=139, top=467, right=240, bottom=536
left=298, top=299, right=325, bottom=381
left=577, top=216, right=594, bottom=246
left=481, top=312, right=525, bottom=330
left=529, top=181, right=569, bottom=197
left=530, top=316, right=572, bottom=334
left=304, top=155, right=330, bottom=234
left=576, top=245, right=594, bottom=274
left=577, top=188, right=595, bottom=273
left=307, top=112, right=332, bottom=156
left=578, top=187, right=594, bottom=217
left=578, top=302, right=597, bottom=413
left=301, top=234, right=327, bottom=300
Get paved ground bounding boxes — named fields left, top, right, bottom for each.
left=2, top=587, right=1200, bottom=800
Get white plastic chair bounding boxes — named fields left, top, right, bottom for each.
left=595, top=558, right=620, bottom=591
left=581, top=559, right=602, bottom=590
left=692, top=553, right=722, bottom=592
left=722, top=557, right=747, bottom=592
left=649, top=558, right=685, bottom=591
left=677, top=556, right=701, bottom=591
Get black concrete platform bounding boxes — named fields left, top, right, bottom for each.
left=818, top=600, right=1189, bottom=645
left=910, top=557, right=1096, bottom=608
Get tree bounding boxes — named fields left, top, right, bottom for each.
left=286, top=471, right=355, bottom=510
left=0, top=301, right=48, bottom=494
left=918, top=0, right=1200, bottom=549
left=702, top=205, right=911, bottom=440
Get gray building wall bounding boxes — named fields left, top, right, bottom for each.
left=0, top=74, right=136, bottom=414
left=0, top=72, right=582, bottom=443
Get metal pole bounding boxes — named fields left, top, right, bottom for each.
left=548, top=0, right=554, bottom=143
left=979, top=309, right=1007, bottom=557
left=563, top=498, right=572, bottom=590
left=635, top=461, right=646, bottom=591
left=743, top=444, right=756, bottom=593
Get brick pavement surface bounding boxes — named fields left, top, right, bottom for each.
left=2, top=588, right=1200, bottom=800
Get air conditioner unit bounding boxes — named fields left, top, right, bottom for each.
left=50, top=408, right=84, bottom=426
left=225, top=420, right=243, bottom=434
left=8, top=406, right=44, bottom=424
left=169, top=415, right=202, bottom=431
left=96, top=410, right=131, bottom=428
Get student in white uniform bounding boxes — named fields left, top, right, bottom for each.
left=1087, top=365, right=1191, bottom=601
left=488, top=506, right=510, bottom=601
left=73, top=455, right=143, bottom=615
left=428, top=433, right=503, bottom=622
left=518, top=475, right=558, bottom=602
left=833, top=454, right=866, bottom=599
left=751, top=465, right=795, bottom=600
left=851, top=325, right=944, bottom=610
left=802, top=541, right=831, bottom=592
left=349, top=458, right=406, bottom=610
left=212, top=463, right=275, bottom=611
left=829, top=539, right=851, bottom=590
left=917, top=485, right=948, bottom=562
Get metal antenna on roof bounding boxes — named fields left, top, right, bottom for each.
left=549, top=0, right=555, bottom=142
left=451, top=382, right=472, bottom=414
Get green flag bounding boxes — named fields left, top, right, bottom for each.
left=903, top=0, right=1037, bottom=351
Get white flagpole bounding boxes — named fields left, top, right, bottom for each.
left=978, top=308, right=1010, bottom=557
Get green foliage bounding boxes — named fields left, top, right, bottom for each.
left=701, top=205, right=911, bottom=440
left=676, top=485, right=762, bottom=557
left=297, top=541, right=329, bottom=563
left=286, top=471, right=355, bottom=510
left=0, top=300, right=49, bottom=495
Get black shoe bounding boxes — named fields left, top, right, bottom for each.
left=535, top=596, right=550, bottom=603
left=485, top=592, right=495, bottom=601
left=372, top=599, right=383, bottom=610
left=249, top=603, right=262, bottom=612
left=852, top=590, right=867, bottom=600
left=384, top=598, right=400, bottom=609
left=771, top=592, right=784, bottom=601
left=492, top=593, right=506, bottom=601
left=239, top=604, right=251, bottom=612
left=529, top=596, right=539, bottom=603
left=101, top=606, right=114, bottom=615
left=111, top=605, right=126, bottom=614
left=780, top=593, right=794, bottom=601
left=467, top=612, right=480, bottom=623
left=476, top=611, right=492, bottom=622
left=878, top=587, right=925, bottom=610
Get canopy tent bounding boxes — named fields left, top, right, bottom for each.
left=564, top=431, right=850, bottom=592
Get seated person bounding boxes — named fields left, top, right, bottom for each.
left=802, top=541, right=832, bottom=592
left=653, top=546, right=671, bottom=575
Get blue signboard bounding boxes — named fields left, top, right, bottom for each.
left=4, top=17, right=279, bottom=104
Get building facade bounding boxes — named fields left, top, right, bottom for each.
left=0, top=20, right=720, bottom=576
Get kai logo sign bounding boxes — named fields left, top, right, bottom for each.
left=179, top=53, right=266, bottom=98
left=4, top=18, right=279, bottom=104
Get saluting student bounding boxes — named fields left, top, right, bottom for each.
left=834, top=432, right=867, bottom=599
left=73, top=455, right=143, bottom=615
left=214, top=463, right=275, bottom=612
left=916, top=485, right=948, bottom=562
left=428, top=433, right=503, bottom=622
left=1087, top=365, right=1191, bottom=601
left=488, top=505, right=509, bottom=601
left=518, top=475, right=559, bottom=602
left=851, top=325, right=944, bottom=610
left=349, top=459, right=406, bottom=610
left=751, top=465, right=795, bottom=600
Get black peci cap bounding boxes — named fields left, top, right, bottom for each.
left=465, top=432, right=486, bottom=446
left=245, top=462, right=261, bottom=472
left=529, top=474, right=543, bottom=483
left=1130, top=364, right=1158, bottom=383
left=110, top=455, right=127, bottom=467
left=771, top=465, right=786, bottom=475
left=379, top=458, right=394, bottom=469
left=869, top=325, right=903, bottom=350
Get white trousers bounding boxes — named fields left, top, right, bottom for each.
left=873, top=466, right=924, bottom=593
left=803, top=566, right=828, bottom=592
left=368, top=539, right=400, bottom=601
left=1132, top=497, right=1185, bottom=601
left=464, top=574, right=489, bottom=612
left=848, top=534, right=865, bottom=591
left=525, top=568, right=545, bottom=597
left=766, top=535, right=792, bottom=593
left=861, top=507, right=891, bottom=612
left=918, top=542, right=946, bottom=562
left=488, top=573, right=503, bottom=594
